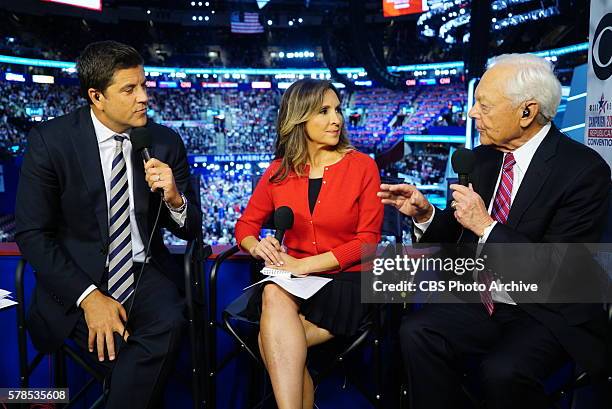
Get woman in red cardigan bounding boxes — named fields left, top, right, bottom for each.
left=235, top=79, right=384, bottom=409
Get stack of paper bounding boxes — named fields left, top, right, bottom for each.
left=243, top=268, right=332, bottom=299
left=0, top=288, right=18, bottom=310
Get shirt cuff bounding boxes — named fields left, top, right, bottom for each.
left=412, top=207, right=436, bottom=242
left=77, top=285, right=97, bottom=308
left=478, top=221, right=497, bottom=243
left=166, top=198, right=187, bottom=228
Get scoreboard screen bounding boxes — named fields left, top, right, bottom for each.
left=42, top=0, right=102, bottom=11
left=383, top=0, right=428, bottom=17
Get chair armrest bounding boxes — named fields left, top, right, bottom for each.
left=209, top=245, right=240, bottom=325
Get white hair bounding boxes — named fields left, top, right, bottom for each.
left=488, top=53, right=561, bottom=125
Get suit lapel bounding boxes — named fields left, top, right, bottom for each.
left=131, top=139, right=151, bottom=241
left=72, top=107, right=109, bottom=244
left=506, top=126, right=559, bottom=228
left=475, top=147, right=503, bottom=209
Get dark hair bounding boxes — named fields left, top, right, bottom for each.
left=76, top=41, right=144, bottom=105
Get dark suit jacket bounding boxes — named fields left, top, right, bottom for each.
left=419, top=124, right=611, bottom=376
left=15, top=106, right=202, bottom=352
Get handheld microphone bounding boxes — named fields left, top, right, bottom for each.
left=130, top=127, right=163, bottom=196
left=274, top=206, right=294, bottom=243
left=130, top=127, right=153, bottom=162
left=451, top=148, right=476, bottom=187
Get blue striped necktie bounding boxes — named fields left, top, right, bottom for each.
left=107, top=135, right=134, bottom=303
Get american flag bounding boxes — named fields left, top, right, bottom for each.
left=230, top=12, right=264, bottom=34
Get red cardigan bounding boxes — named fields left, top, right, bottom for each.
left=235, top=150, right=384, bottom=273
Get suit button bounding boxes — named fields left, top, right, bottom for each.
left=100, top=247, right=108, bottom=256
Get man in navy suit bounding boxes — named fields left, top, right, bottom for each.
left=15, top=41, right=202, bottom=408
left=379, top=54, right=610, bottom=408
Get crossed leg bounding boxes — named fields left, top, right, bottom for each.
left=258, top=284, right=333, bottom=409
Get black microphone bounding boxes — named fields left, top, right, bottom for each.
left=130, top=127, right=163, bottom=196
left=130, top=127, right=153, bottom=162
left=451, top=148, right=476, bottom=187
left=274, top=206, right=294, bottom=243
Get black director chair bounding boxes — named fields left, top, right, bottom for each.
left=206, top=200, right=404, bottom=408
left=15, top=238, right=211, bottom=409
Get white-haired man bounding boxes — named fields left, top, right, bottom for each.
left=379, top=54, right=610, bottom=408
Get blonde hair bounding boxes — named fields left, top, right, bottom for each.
left=271, top=79, right=353, bottom=183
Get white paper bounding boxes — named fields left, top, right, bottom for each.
left=243, top=275, right=332, bottom=299
left=0, top=298, right=17, bottom=310
left=260, top=267, right=294, bottom=277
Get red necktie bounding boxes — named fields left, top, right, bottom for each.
left=480, top=153, right=515, bottom=315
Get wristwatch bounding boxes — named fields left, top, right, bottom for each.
left=166, top=192, right=187, bottom=213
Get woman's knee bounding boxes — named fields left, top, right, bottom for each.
left=261, top=284, right=298, bottom=314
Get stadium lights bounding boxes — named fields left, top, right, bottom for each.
left=147, top=10, right=151, bottom=14
left=205, top=16, right=209, bottom=21
left=267, top=19, right=273, bottom=26
left=298, top=18, right=303, bottom=23
left=288, top=20, right=294, bottom=26
left=276, top=50, right=314, bottom=59
left=0, top=42, right=588, bottom=78
left=198, top=16, right=203, bottom=21
left=192, top=16, right=196, bottom=21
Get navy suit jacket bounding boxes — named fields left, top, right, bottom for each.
left=15, top=106, right=202, bottom=352
left=419, top=124, right=611, bottom=376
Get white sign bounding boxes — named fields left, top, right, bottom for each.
left=586, top=0, right=612, bottom=169
left=44, top=0, right=101, bottom=11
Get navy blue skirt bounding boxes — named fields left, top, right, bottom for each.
left=235, top=271, right=370, bottom=338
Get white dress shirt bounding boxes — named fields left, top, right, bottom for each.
left=77, top=110, right=188, bottom=307
left=413, top=123, right=551, bottom=304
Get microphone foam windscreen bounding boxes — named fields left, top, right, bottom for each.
left=274, top=206, right=294, bottom=230
left=130, top=127, right=151, bottom=153
left=451, top=148, right=476, bottom=174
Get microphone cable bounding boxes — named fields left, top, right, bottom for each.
left=102, top=193, right=165, bottom=399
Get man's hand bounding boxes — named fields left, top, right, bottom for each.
left=450, top=183, right=494, bottom=236
left=378, top=183, right=433, bottom=223
left=80, top=289, right=130, bottom=362
left=144, top=158, right=183, bottom=208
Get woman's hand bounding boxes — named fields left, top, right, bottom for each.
left=276, top=252, right=310, bottom=276
left=249, top=236, right=285, bottom=266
